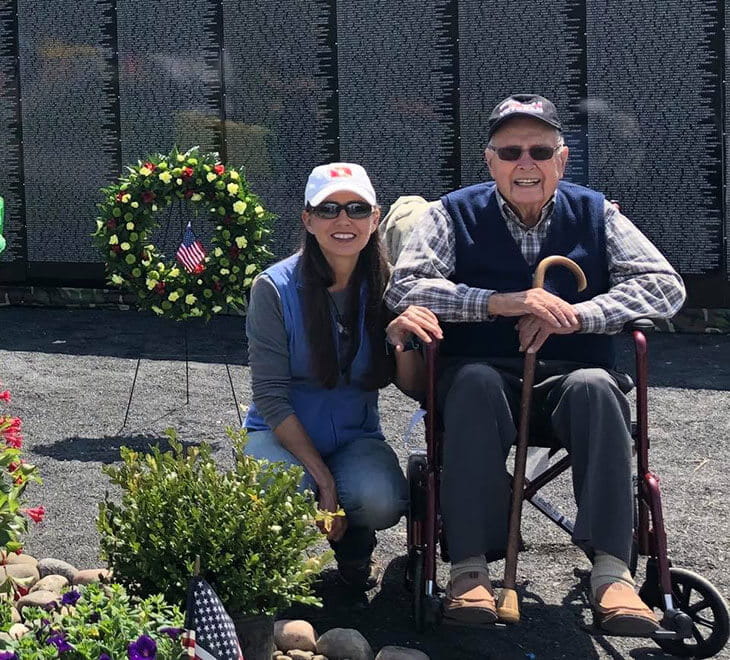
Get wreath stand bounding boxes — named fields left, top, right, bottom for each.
left=116, top=199, right=244, bottom=433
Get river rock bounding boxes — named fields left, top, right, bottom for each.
left=8, top=623, right=29, bottom=640
left=375, top=647, right=430, bottom=660
left=73, top=568, right=111, bottom=585
left=275, top=620, right=317, bottom=653
left=38, top=558, right=78, bottom=582
left=4, top=553, right=38, bottom=566
left=0, top=563, right=40, bottom=588
left=16, top=589, right=58, bottom=613
left=289, top=651, right=314, bottom=660
left=32, top=574, right=69, bottom=594
left=317, top=628, right=373, bottom=660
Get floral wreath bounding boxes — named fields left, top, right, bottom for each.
left=93, top=147, right=273, bottom=321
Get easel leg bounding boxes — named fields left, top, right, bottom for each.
left=119, top=357, right=142, bottom=433
left=183, top=322, right=190, bottom=405
left=225, top=362, right=243, bottom=427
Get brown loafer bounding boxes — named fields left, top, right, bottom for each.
left=592, top=582, right=659, bottom=636
left=443, top=571, right=498, bottom=624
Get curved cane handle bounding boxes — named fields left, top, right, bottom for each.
left=532, top=255, right=587, bottom=291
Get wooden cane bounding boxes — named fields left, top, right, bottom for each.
left=496, top=255, right=587, bottom=624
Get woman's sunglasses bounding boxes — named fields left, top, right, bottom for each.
left=307, top=201, right=374, bottom=220
left=487, top=144, right=561, bottom=161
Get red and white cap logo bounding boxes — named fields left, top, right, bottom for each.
left=305, top=162, right=376, bottom=206
left=329, top=166, right=353, bottom=178
left=499, top=99, right=544, bottom=117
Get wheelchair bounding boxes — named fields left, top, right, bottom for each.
left=404, top=320, right=730, bottom=658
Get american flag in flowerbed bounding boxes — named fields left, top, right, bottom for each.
left=176, top=222, right=207, bottom=273
left=183, top=577, right=244, bottom=660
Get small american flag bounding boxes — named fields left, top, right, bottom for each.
left=176, top=222, right=207, bottom=273
left=183, top=577, right=244, bottom=660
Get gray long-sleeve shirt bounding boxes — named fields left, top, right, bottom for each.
left=246, top=274, right=351, bottom=430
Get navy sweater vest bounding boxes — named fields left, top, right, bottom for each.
left=440, top=181, right=616, bottom=368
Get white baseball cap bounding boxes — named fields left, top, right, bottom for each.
left=304, top=162, right=377, bottom=207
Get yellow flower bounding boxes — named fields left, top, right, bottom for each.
left=220, top=268, right=230, bottom=276
left=245, top=263, right=257, bottom=275
left=126, top=222, right=134, bottom=230
left=189, top=308, right=203, bottom=317
left=229, top=171, right=240, bottom=181
left=185, top=294, right=197, bottom=305
left=168, top=291, right=180, bottom=302
left=146, top=278, right=158, bottom=290
left=176, top=154, right=185, bottom=162
left=213, top=247, right=223, bottom=257
left=158, top=171, right=173, bottom=184
left=121, top=242, right=131, bottom=251
left=139, top=166, right=152, bottom=176
left=121, top=193, right=131, bottom=203
left=151, top=305, right=164, bottom=315
left=227, top=182, right=239, bottom=195
left=233, top=200, right=247, bottom=214
left=168, top=267, right=180, bottom=278
left=235, top=236, right=248, bottom=249
left=212, top=305, right=222, bottom=313
left=151, top=204, right=158, bottom=211
left=206, top=172, right=217, bottom=182
left=111, top=274, right=124, bottom=285
left=191, top=193, right=203, bottom=202
left=188, top=157, right=198, bottom=165
left=176, top=178, right=183, bottom=186
left=243, top=277, right=252, bottom=287
left=255, top=205, right=264, bottom=216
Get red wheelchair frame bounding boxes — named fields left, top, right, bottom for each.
left=405, top=321, right=730, bottom=658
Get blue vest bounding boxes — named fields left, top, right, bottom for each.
left=243, top=254, right=384, bottom=456
left=440, top=181, right=616, bottom=368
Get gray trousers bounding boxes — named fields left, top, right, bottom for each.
left=438, top=357, right=634, bottom=566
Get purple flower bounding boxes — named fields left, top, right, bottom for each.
left=99, top=654, right=112, bottom=660
left=88, top=612, right=101, bottom=623
left=159, top=627, right=183, bottom=640
left=43, top=600, right=59, bottom=612
left=128, top=634, right=157, bottom=659
left=61, top=590, right=81, bottom=606
left=47, top=631, right=74, bottom=653
left=0, top=651, right=18, bottom=660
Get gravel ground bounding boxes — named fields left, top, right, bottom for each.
left=0, top=306, right=728, bottom=659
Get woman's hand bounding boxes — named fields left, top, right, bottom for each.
left=317, top=485, right=348, bottom=542
left=386, top=305, right=443, bottom=351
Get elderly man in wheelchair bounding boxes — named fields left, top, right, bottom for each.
left=385, top=94, right=698, bottom=641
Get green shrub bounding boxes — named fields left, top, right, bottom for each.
left=0, top=582, right=185, bottom=659
left=97, top=429, right=331, bottom=616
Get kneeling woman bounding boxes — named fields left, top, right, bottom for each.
left=244, top=163, right=440, bottom=590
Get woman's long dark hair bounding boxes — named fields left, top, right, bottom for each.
left=300, top=229, right=394, bottom=390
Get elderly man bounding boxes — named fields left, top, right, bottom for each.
left=385, top=94, right=686, bottom=632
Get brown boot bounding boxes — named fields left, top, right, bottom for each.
left=592, top=582, right=659, bottom=636
left=443, top=571, right=498, bottom=624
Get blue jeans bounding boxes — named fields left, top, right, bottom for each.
left=244, top=430, right=408, bottom=562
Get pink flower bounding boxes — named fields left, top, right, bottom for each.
left=214, top=164, right=225, bottom=175
left=0, top=391, right=10, bottom=402
left=24, top=506, right=45, bottom=523
left=4, top=433, right=22, bottom=449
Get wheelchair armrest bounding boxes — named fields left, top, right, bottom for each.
left=624, top=318, right=655, bottom=333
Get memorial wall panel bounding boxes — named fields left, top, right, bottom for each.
left=586, top=1, right=723, bottom=275
left=17, top=0, right=119, bottom=263
left=337, top=0, right=459, bottom=207
left=458, top=0, right=588, bottom=187
left=222, top=0, right=337, bottom=257
left=0, top=1, right=25, bottom=273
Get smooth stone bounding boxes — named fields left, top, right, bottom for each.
left=32, top=574, right=69, bottom=594
left=73, top=568, right=111, bottom=585
left=10, top=607, right=20, bottom=623
left=16, top=590, right=58, bottom=613
left=312, top=656, right=327, bottom=660
left=37, top=558, right=78, bottom=582
left=0, top=633, right=11, bottom=643
left=8, top=623, right=29, bottom=640
left=275, top=620, right=317, bottom=653
left=289, top=651, right=314, bottom=660
left=375, top=647, right=430, bottom=660
left=2, top=553, right=38, bottom=566
left=317, top=629, right=374, bottom=660
left=0, top=563, right=40, bottom=588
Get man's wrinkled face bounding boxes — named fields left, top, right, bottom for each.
left=485, top=117, right=568, bottom=220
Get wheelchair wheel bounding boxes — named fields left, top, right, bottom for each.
left=645, top=568, right=730, bottom=658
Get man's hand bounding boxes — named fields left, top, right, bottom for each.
left=518, top=313, right=581, bottom=354
left=489, top=289, right=579, bottom=328
left=317, top=485, right=347, bottom=542
left=386, top=305, right=443, bottom=351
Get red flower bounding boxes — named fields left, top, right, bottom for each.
left=181, top=166, right=194, bottom=178
left=222, top=215, right=232, bottom=226
left=111, top=245, right=122, bottom=254
left=213, top=164, right=225, bottom=175
left=212, top=281, right=222, bottom=292
left=14, top=585, right=29, bottom=600
left=106, top=219, right=117, bottom=229
left=4, top=417, right=21, bottom=432
left=0, top=391, right=10, bottom=402
left=183, top=189, right=194, bottom=199
left=154, top=282, right=166, bottom=295
left=143, top=161, right=157, bottom=171
left=4, top=433, right=22, bottom=449
left=115, top=192, right=125, bottom=202
left=8, top=461, right=19, bottom=473
left=14, top=549, right=23, bottom=555
left=25, top=507, right=45, bottom=523
left=228, top=246, right=240, bottom=259
left=192, top=264, right=205, bottom=275
left=141, top=191, right=156, bottom=204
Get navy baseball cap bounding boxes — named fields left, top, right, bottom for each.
left=487, top=94, right=562, bottom=140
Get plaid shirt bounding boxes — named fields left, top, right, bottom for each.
left=385, top=192, right=686, bottom=334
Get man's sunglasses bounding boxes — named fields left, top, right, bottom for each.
left=487, top=144, right=561, bottom=161
left=307, top=201, right=374, bottom=220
